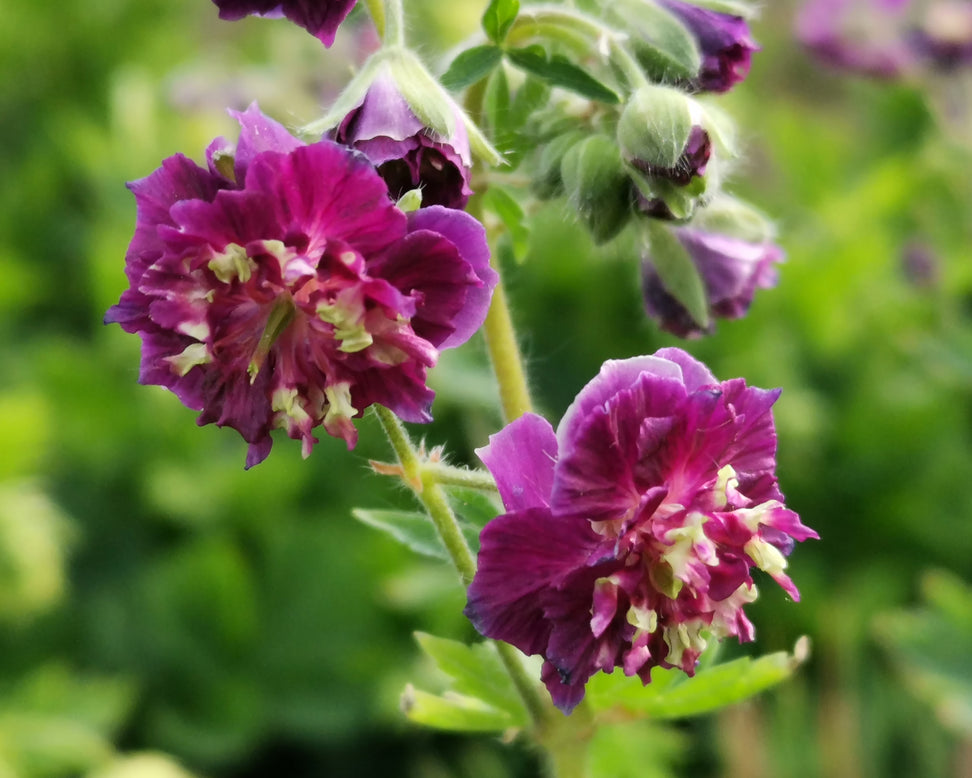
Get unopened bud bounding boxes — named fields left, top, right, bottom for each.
left=560, top=135, right=633, bottom=244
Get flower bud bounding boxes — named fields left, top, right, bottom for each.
left=657, top=0, right=759, bottom=92
left=618, top=85, right=717, bottom=220
left=560, top=135, right=633, bottom=244
left=333, top=67, right=473, bottom=209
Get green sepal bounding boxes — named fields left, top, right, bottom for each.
left=482, top=0, right=520, bottom=44
left=533, top=129, right=586, bottom=199
left=351, top=508, right=479, bottom=561
left=441, top=44, right=503, bottom=91
left=611, top=0, right=702, bottom=84
left=506, top=46, right=620, bottom=104
left=482, top=186, right=531, bottom=263
left=561, top=135, right=633, bottom=244
left=691, top=196, right=777, bottom=244
left=586, top=637, right=810, bottom=719
left=642, top=220, right=710, bottom=330
left=618, top=85, right=693, bottom=170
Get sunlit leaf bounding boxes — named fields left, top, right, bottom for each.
left=482, top=0, right=520, bottom=44
left=587, top=638, right=809, bottom=718
left=400, top=686, right=518, bottom=733
left=415, top=632, right=528, bottom=722
left=506, top=46, right=619, bottom=104
left=441, top=45, right=503, bottom=91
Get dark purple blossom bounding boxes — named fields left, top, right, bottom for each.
left=659, top=0, right=759, bottom=92
left=643, top=227, right=783, bottom=338
left=333, top=70, right=473, bottom=209
left=105, top=105, right=495, bottom=467
left=631, top=125, right=712, bottom=188
left=908, top=2, right=972, bottom=69
left=211, top=0, right=357, bottom=47
left=465, top=349, right=816, bottom=714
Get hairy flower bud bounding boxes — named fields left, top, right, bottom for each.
left=560, top=135, right=633, bottom=244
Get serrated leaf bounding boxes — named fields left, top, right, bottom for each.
left=482, top=0, right=520, bottom=44
left=401, top=686, right=518, bottom=732
left=415, top=633, right=528, bottom=721
left=352, top=508, right=447, bottom=561
left=441, top=45, right=503, bottom=91
left=506, top=46, right=619, bottom=104
left=587, top=639, right=809, bottom=719
left=482, top=187, right=530, bottom=262
left=643, top=221, right=710, bottom=329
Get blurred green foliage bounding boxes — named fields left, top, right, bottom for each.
left=1, top=0, right=971, bottom=775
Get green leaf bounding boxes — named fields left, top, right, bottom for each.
left=482, top=64, right=512, bottom=146
left=482, top=0, right=520, bottom=44
left=415, top=633, right=528, bottom=721
left=588, top=720, right=687, bottom=778
left=642, top=221, right=710, bottom=330
left=506, top=46, right=619, bottom=104
left=482, top=187, right=531, bottom=262
left=352, top=508, right=447, bottom=561
left=441, top=45, right=503, bottom=91
left=587, top=638, right=810, bottom=719
left=400, top=686, right=518, bottom=733
left=445, top=486, right=502, bottom=533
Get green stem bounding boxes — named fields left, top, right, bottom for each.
left=372, top=404, right=551, bottom=727
left=483, top=273, right=534, bottom=422
left=422, top=463, right=499, bottom=492
left=383, top=0, right=406, bottom=46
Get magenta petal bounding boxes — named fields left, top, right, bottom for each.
left=229, top=103, right=303, bottom=183
left=405, top=207, right=495, bottom=349
left=477, top=413, right=558, bottom=512
left=465, top=507, right=601, bottom=657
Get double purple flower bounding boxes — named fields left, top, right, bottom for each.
left=211, top=0, right=357, bottom=46
left=105, top=106, right=495, bottom=467
left=466, top=349, right=816, bottom=714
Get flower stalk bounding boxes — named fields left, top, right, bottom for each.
left=372, top=404, right=550, bottom=728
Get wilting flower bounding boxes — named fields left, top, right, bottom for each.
left=210, top=0, right=357, bottom=47
left=643, top=227, right=783, bottom=338
left=332, top=69, right=473, bottom=209
left=658, top=0, right=759, bottom=92
left=105, top=105, right=495, bottom=467
left=465, top=349, right=816, bottom=714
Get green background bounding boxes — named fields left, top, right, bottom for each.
left=1, top=0, right=970, bottom=775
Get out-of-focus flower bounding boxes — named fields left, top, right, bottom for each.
left=796, top=0, right=972, bottom=76
left=210, top=0, right=357, bottom=47
left=333, top=69, right=473, bottom=209
left=908, top=1, right=972, bottom=69
left=643, top=227, right=783, bottom=337
left=465, top=349, right=816, bottom=714
left=658, top=0, right=759, bottom=92
left=105, top=105, right=495, bottom=467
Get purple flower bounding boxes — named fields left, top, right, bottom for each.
left=105, top=105, right=495, bottom=467
left=659, top=0, right=759, bottom=92
left=333, top=71, right=473, bottom=209
left=211, top=0, right=357, bottom=47
left=643, top=227, right=783, bottom=338
left=908, top=2, right=972, bottom=70
left=465, top=349, right=816, bottom=714
left=631, top=125, right=712, bottom=188
left=795, top=0, right=916, bottom=77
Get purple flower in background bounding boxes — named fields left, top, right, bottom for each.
left=909, top=1, right=972, bottom=70
left=211, top=0, right=357, bottom=46
left=105, top=105, right=495, bottom=467
left=465, top=349, right=816, bottom=714
left=659, top=0, right=759, bottom=92
left=333, top=70, right=473, bottom=209
left=796, top=0, right=916, bottom=77
left=643, top=228, right=783, bottom=338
